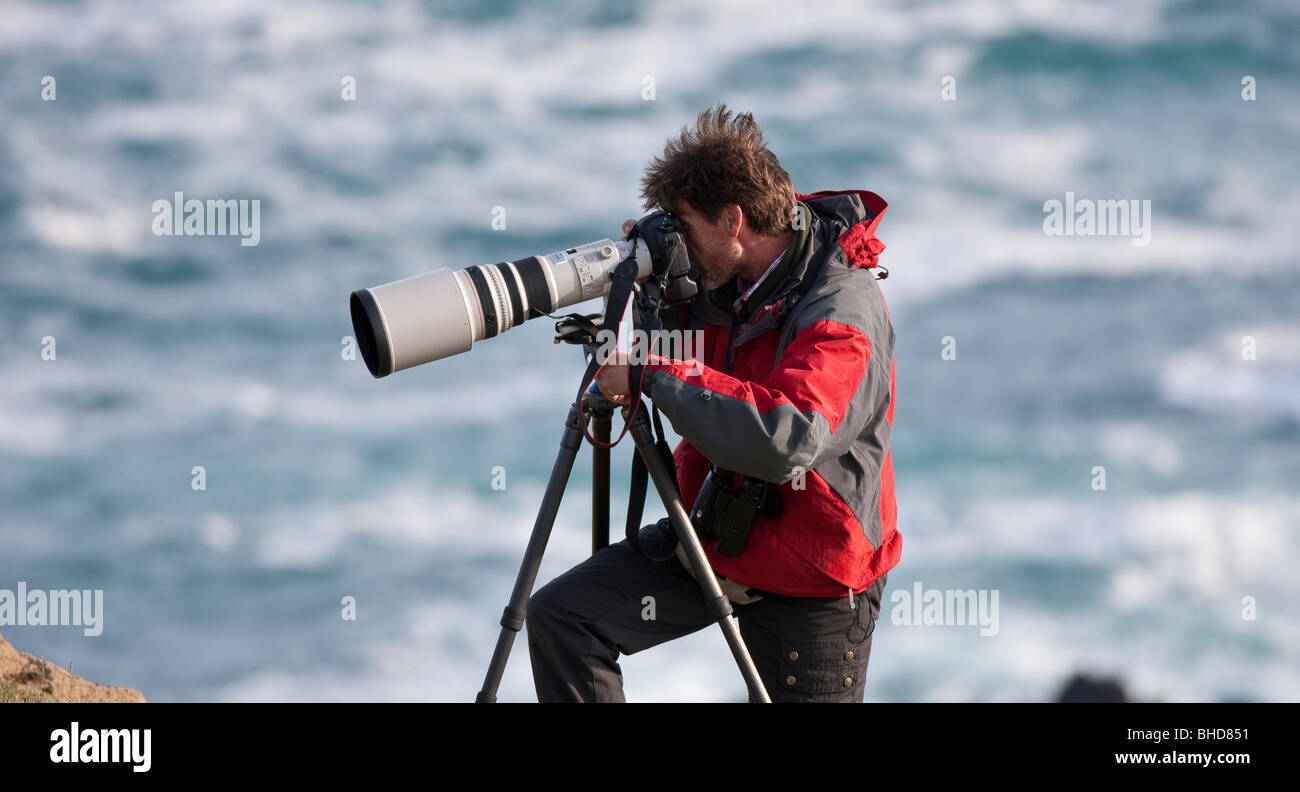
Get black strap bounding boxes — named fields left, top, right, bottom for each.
left=625, top=403, right=680, bottom=561
left=572, top=253, right=642, bottom=447
left=624, top=280, right=676, bottom=560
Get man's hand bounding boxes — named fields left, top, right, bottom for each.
left=594, top=350, right=634, bottom=406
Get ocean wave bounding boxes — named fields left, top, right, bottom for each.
left=1159, top=323, right=1300, bottom=421
left=4, top=0, right=1298, bottom=310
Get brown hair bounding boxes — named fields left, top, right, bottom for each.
left=640, top=104, right=795, bottom=237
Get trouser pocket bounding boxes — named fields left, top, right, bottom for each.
left=776, top=635, right=871, bottom=701
left=740, top=591, right=877, bottom=703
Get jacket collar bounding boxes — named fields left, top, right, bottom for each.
left=693, top=189, right=888, bottom=330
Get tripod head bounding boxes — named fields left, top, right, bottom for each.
left=553, top=312, right=607, bottom=353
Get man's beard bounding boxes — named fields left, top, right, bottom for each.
left=698, top=249, right=744, bottom=291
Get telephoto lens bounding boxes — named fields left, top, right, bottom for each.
left=350, top=237, right=653, bottom=378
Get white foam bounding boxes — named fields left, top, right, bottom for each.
left=248, top=474, right=612, bottom=570
left=1159, top=324, right=1300, bottom=420
left=1111, top=493, right=1300, bottom=605
left=23, top=205, right=144, bottom=255
left=0, top=321, right=589, bottom=456
left=1098, top=422, right=1182, bottom=477
left=199, top=513, right=241, bottom=552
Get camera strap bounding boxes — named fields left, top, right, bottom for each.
left=572, top=253, right=644, bottom=447
left=624, top=403, right=680, bottom=561
left=623, top=285, right=685, bottom=560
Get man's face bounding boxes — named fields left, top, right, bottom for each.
left=670, top=201, right=743, bottom=291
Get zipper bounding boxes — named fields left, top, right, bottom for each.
left=722, top=320, right=738, bottom=373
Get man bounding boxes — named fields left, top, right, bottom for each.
left=526, top=105, right=899, bottom=702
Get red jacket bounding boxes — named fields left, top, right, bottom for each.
left=640, top=190, right=899, bottom=596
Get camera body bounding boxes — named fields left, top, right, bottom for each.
left=629, top=210, right=698, bottom=308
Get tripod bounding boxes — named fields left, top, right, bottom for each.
left=474, top=317, right=771, bottom=703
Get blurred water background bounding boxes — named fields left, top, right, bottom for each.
left=1, top=0, right=1297, bottom=701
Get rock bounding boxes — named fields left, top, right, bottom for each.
left=1056, top=671, right=1128, bottom=703
left=0, top=631, right=145, bottom=703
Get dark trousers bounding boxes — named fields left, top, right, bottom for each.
left=526, top=539, right=887, bottom=702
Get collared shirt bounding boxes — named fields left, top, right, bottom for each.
left=731, top=249, right=787, bottom=317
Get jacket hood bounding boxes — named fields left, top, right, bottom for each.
left=796, top=189, right=888, bottom=271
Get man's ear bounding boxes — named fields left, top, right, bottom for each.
left=724, top=204, right=743, bottom=236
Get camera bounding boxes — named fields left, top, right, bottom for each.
left=349, top=210, right=697, bottom=378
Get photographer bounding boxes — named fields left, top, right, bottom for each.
left=526, top=105, right=899, bottom=702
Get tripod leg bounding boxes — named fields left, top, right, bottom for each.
left=476, top=402, right=587, bottom=703
left=591, top=403, right=612, bottom=554
left=625, top=405, right=772, bottom=703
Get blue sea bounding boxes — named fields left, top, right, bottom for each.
left=1, top=0, right=1297, bottom=702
